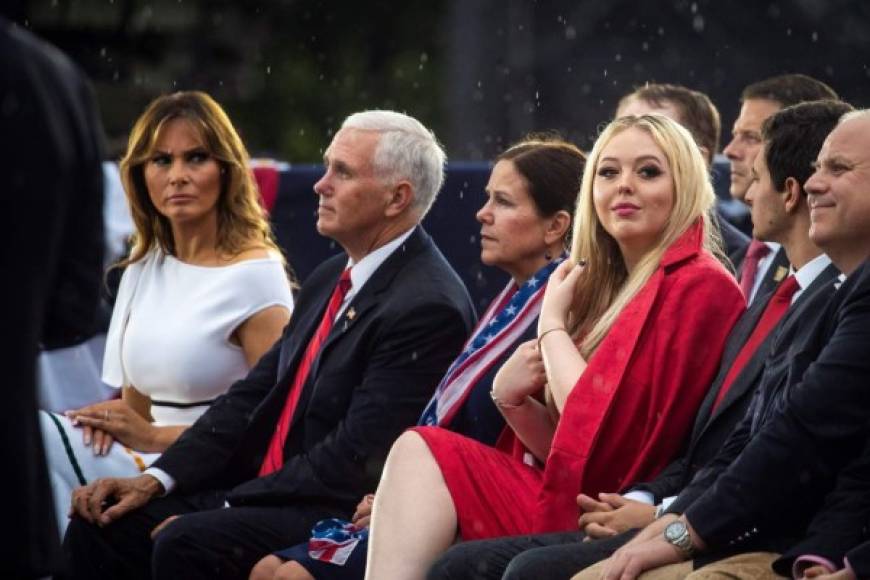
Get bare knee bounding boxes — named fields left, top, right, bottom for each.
left=274, top=560, right=315, bottom=580
left=379, top=430, right=440, bottom=489
left=249, top=554, right=283, bottom=580
left=393, top=430, right=430, bottom=454
left=386, top=430, right=433, bottom=466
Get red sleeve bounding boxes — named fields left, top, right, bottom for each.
left=581, top=259, right=746, bottom=497
left=533, top=256, right=745, bottom=532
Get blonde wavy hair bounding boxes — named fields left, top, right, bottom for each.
left=118, top=91, right=282, bottom=267
left=569, top=114, right=724, bottom=357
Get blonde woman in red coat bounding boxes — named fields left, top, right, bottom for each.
left=365, top=114, right=746, bottom=580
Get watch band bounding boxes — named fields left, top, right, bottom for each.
left=664, top=521, right=696, bottom=558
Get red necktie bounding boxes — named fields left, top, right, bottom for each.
left=712, top=275, right=800, bottom=411
left=259, top=269, right=352, bottom=476
left=739, top=240, right=772, bottom=300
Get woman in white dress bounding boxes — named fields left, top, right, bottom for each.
left=40, top=91, right=294, bottom=537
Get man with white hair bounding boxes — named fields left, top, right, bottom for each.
left=61, top=110, right=477, bottom=580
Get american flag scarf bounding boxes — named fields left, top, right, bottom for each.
left=417, top=256, right=564, bottom=428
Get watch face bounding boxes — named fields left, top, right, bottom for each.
left=664, top=521, right=686, bottom=542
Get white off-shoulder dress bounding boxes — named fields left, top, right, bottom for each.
left=40, top=250, right=293, bottom=537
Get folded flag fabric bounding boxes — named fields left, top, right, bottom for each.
left=308, top=518, right=370, bottom=566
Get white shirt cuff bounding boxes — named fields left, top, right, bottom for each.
left=661, top=496, right=677, bottom=510
left=623, top=490, right=655, bottom=505
left=144, top=467, right=176, bottom=495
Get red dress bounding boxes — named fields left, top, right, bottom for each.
left=413, top=222, right=746, bottom=539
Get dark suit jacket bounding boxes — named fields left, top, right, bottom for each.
left=153, top=227, right=476, bottom=513
left=849, top=542, right=870, bottom=577
left=716, top=213, right=750, bottom=274
left=628, top=264, right=840, bottom=503
left=0, top=18, right=104, bottom=578
left=675, top=260, right=870, bottom=554
left=774, top=437, right=870, bottom=576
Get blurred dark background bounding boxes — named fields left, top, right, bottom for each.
left=14, top=0, right=870, bottom=161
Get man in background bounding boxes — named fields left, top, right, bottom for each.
left=723, top=74, right=837, bottom=304
left=0, top=15, right=105, bottom=578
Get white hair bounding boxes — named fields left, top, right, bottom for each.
left=341, top=110, right=446, bottom=218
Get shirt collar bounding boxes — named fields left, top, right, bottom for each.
left=345, top=227, right=416, bottom=296
left=791, top=253, right=832, bottom=291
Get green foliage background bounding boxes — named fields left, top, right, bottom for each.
left=27, top=0, right=447, bottom=161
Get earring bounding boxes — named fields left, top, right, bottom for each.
left=545, top=250, right=553, bottom=261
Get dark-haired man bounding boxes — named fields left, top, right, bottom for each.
left=724, top=74, right=838, bottom=305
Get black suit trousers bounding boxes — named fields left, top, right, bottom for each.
left=427, top=530, right=638, bottom=580
left=61, top=491, right=341, bottom=580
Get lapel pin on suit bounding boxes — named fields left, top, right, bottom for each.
left=346, top=307, right=357, bottom=321
left=774, top=266, right=789, bottom=283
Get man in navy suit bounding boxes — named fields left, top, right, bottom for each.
left=61, top=111, right=476, bottom=580
left=596, top=108, right=870, bottom=580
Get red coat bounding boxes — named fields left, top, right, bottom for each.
left=532, top=221, right=745, bottom=532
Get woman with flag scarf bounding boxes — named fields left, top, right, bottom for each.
left=364, top=115, right=746, bottom=580
left=249, top=137, right=586, bottom=580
